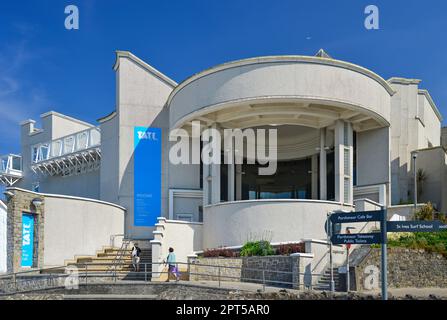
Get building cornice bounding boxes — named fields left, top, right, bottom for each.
left=40, top=111, right=95, bottom=128
left=6, top=187, right=126, bottom=211
left=418, top=89, right=443, bottom=122
left=113, top=50, right=177, bottom=88
left=387, top=77, right=422, bottom=85
left=97, top=110, right=117, bottom=123
left=19, top=119, right=36, bottom=126
left=167, top=55, right=396, bottom=106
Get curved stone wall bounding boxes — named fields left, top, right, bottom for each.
left=203, top=200, right=353, bottom=249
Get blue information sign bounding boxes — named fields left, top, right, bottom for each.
left=387, top=220, right=447, bottom=233
left=330, top=210, right=384, bottom=224
left=331, top=232, right=383, bottom=245
left=21, top=213, right=34, bottom=268
left=134, top=127, right=161, bottom=227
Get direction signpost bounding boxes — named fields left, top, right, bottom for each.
left=328, top=209, right=387, bottom=299
left=328, top=208, right=447, bottom=301
left=387, top=220, right=447, bottom=232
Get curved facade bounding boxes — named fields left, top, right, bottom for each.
left=203, top=200, right=353, bottom=249
left=3, top=50, right=444, bottom=269
left=169, top=56, right=393, bottom=131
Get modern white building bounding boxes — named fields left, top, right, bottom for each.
left=1, top=49, right=445, bottom=269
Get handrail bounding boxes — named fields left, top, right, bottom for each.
left=0, top=154, right=22, bottom=174
left=0, top=260, right=328, bottom=296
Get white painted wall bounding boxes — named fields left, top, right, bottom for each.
left=0, top=200, right=6, bottom=273
left=203, top=200, right=353, bottom=248
left=169, top=57, right=392, bottom=129
left=389, top=79, right=442, bottom=205
left=43, top=195, right=125, bottom=267
left=156, top=220, right=203, bottom=264
left=114, top=51, right=175, bottom=239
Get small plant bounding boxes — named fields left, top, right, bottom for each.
left=414, top=202, right=436, bottom=221
left=275, top=243, right=305, bottom=255
left=240, top=240, right=275, bottom=257
left=203, top=248, right=238, bottom=258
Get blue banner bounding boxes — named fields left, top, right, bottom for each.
left=134, top=127, right=161, bottom=227
left=21, top=213, right=34, bottom=267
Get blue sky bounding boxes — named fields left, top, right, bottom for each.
left=0, top=0, right=446, bottom=155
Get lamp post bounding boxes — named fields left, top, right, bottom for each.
left=412, top=152, right=418, bottom=215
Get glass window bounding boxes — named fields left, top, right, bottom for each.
left=77, top=132, right=88, bottom=150
left=90, top=128, right=101, bottom=146
left=51, top=140, right=62, bottom=158
left=63, top=136, right=75, bottom=154
left=32, top=146, right=38, bottom=163
left=0, top=157, right=7, bottom=172
left=241, top=158, right=312, bottom=200
left=39, top=144, right=49, bottom=161
left=176, top=214, right=193, bottom=222
left=12, top=156, right=21, bottom=171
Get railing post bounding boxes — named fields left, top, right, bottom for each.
left=145, top=263, right=147, bottom=282
left=262, top=270, right=266, bottom=292
left=13, top=273, right=17, bottom=292
left=85, top=264, right=88, bottom=286
left=218, top=266, right=221, bottom=288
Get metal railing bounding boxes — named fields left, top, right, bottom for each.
left=31, top=127, right=101, bottom=164
left=0, top=261, right=326, bottom=296
left=0, top=154, right=22, bottom=175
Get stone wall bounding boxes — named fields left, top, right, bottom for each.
left=241, top=256, right=293, bottom=287
left=189, top=258, right=242, bottom=282
left=355, top=248, right=447, bottom=290
left=188, top=255, right=310, bottom=289
left=6, top=190, right=45, bottom=273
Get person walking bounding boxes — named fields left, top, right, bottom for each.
left=165, top=247, right=179, bottom=282
left=131, top=243, right=141, bottom=272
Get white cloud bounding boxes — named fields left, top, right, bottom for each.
left=0, top=27, right=51, bottom=154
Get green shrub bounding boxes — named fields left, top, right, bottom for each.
left=240, top=240, right=275, bottom=257
left=376, top=230, right=447, bottom=257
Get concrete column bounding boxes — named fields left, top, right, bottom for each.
left=334, top=120, right=345, bottom=203
left=210, top=124, right=221, bottom=204
left=203, top=161, right=210, bottom=206
left=235, top=164, right=242, bottom=200
left=150, top=240, right=163, bottom=280
left=228, top=162, right=235, bottom=201
left=319, top=128, right=327, bottom=200
left=311, top=154, right=318, bottom=199
left=347, top=122, right=354, bottom=204
left=334, top=120, right=353, bottom=204
left=224, top=133, right=235, bottom=202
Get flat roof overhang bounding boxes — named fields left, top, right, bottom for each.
left=168, top=56, right=393, bottom=132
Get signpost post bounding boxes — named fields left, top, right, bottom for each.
left=329, top=208, right=387, bottom=299
left=329, top=207, right=447, bottom=301
left=326, top=213, right=335, bottom=292
left=380, top=208, right=388, bottom=301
